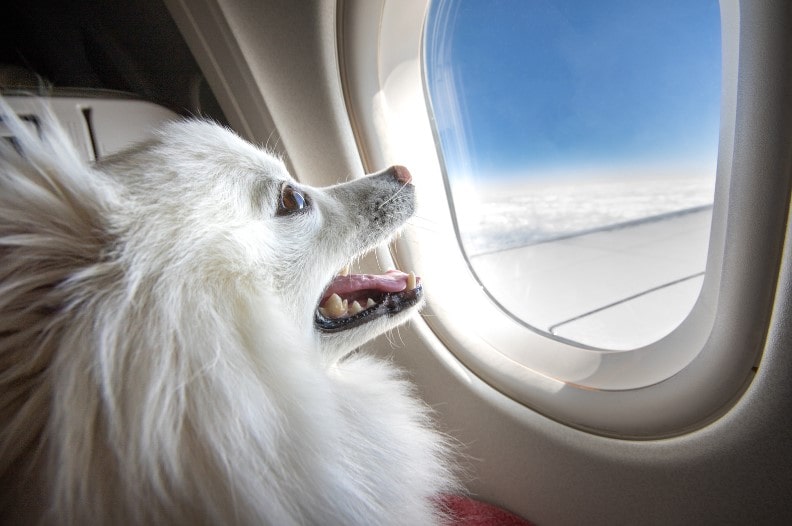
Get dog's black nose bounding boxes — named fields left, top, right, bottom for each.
left=390, top=165, right=412, bottom=185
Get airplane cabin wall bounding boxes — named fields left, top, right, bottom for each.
left=164, top=0, right=792, bottom=524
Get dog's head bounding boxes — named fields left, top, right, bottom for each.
left=101, top=120, right=422, bottom=361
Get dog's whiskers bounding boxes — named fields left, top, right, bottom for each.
left=406, top=218, right=444, bottom=235
left=376, top=181, right=410, bottom=211
left=409, top=214, right=441, bottom=227
left=373, top=248, right=383, bottom=271
left=264, top=129, right=282, bottom=153
left=394, top=325, right=406, bottom=348
left=384, top=329, right=401, bottom=350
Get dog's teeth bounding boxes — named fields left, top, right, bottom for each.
left=338, top=264, right=350, bottom=277
left=366, top=298, right=376, bottom=308
left=406, top=271, right=416, bottom=291
left=324, top=293, right=347, bottom=318
left=349, top=301, right=363, bottom=315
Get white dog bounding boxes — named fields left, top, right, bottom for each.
left=0, top=100, right=456, bottom=525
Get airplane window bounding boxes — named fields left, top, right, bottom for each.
left=424, top=0, right=721, bottom=350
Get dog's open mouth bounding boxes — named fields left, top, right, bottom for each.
left=315, top=267, right=423, bottom=333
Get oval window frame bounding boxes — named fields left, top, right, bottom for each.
left=338, top=0, right=790, bottom=438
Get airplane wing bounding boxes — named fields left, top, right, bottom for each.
left=468, top=207, right=712, bottom=349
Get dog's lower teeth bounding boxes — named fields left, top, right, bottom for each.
left=320, top=295, right=380, bottom=320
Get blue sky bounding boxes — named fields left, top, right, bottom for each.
left=425, top=0, right=722, bottom=181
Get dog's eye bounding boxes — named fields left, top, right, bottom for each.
left=277, top=183, right=309, bottom=216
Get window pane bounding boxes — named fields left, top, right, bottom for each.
left=424, top=0, right=721, bottom=350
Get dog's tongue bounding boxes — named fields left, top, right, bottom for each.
left=322, top=270, right=410, bottom=301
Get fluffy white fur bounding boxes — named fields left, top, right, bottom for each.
left=0, top=99, right=456, bottom=525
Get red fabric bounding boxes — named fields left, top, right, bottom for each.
left=440, top=494, right=534, bottom=526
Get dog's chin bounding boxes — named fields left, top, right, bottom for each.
left=317, top=298, right=425, bottom=361
left=314, top=267, right=424, bottom=360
